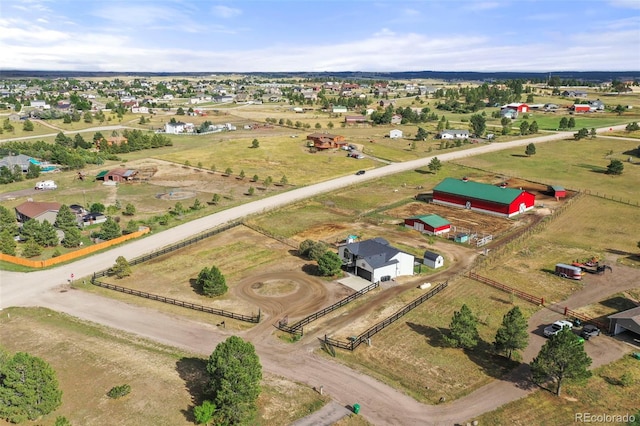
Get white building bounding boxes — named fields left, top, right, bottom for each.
left=338, top=238, right=414, bottom=283
left=165, top=121, right=186, bottom=134
left=437, top=129, right=469, bottom=139
left=389, top=129, right=403, bottom=139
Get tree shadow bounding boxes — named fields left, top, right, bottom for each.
left=176, top=357, right=209, bottom=423
left=510, top=154, right=529, bottom=158
left=603, top=375, right=624, bottom=386
left=301, top=263, right=320, bottom=276
left=406, top=322, right=449, bottom=348
left=414, top=169, right=431, bottom=175
left=189, top=278, right=202, bottom=295
left=575, top=163, right=607, bottom=173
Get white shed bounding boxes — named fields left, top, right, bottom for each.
left=389, top=129, right=403, bottom=139
left=423, top=250, right=444, bottom=269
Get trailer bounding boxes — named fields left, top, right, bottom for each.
left=555, top=263, right=582, bottom=280
left=34, top=180, right=57, bottom=190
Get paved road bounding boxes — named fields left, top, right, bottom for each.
left=0, top=124, right=632, bottom=426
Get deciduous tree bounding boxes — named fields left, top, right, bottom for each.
left=110, top=256, right=131, bottom=279
left=606, top=159, right=624, bottom=175
left=530, top=328, right=592, bottom=396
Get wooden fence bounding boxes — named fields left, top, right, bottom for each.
left=93, top=222, right=240, bottom=278
left=275, top=281, right=380, bottom=336
left=467, top=272, right=544, bottom=306
left=0, top=227, right=150, bottom=268
left=91, top=278, right=260, bottom=323
left=321, top=281, right=448, bottom=352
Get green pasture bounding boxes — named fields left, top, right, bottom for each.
left=453, top=135, right=640, bottom=200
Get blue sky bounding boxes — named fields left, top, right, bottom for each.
left=2, top=0, right=639, bottom=72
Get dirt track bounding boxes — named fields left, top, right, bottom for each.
left=2, top=125, right=637, bottom=425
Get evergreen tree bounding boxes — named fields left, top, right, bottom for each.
left=530, top=328, right=592, bottom=396
left=606, top=159, right=624, bottom=175
left=428, top=157, right=442, bottom=174
left=559, top=117, right=568, bottom=130
left=20, top=219, right=41, bottom=243
left=416, top=127, right=428, bottom=141
left=61, top=226, right=81, bottom=248
left=39, top=220, right=59, bottom=247
left=25, top=163, right=40, bottom=179
left=197, top=266, right=227, bottom=297
left=525, top=143, right=536, bottom=157
left=207, top=336, right=262, bottom=425
left=211, top=193, right=221, bottom=205
left=494, top=306, right=529, bottom=360
left=123, top=203, right=136, bottom=216
left=0, top=352, right=62, bottom=423
left=54, top=205, right=77, bottom=230
left=317, top=251, right=342, bottom=276
left=98, top=217, right=121, bottom=240
left=567, top=117, right=576, bottom=129
left=446, top=304, right=480, bottom=349
left=0, top=230, right=17, bottom=255
left=0, top=206, right=18, bottom=236
left=22, top=239, right=43, bottom=258
left=469, top=114, right=486, bottom=136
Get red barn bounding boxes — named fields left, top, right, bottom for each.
left=550, top=185, right=566, bottom=199
left=404, top=214, right=451, bottom=236
left=572, top=104, right=591, bottom=113
left=501, top=103, right=529, bottom=113
left=433, top=177, right=535, bottom=218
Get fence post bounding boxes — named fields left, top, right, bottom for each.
left=564, top=306, right=568, bottom=316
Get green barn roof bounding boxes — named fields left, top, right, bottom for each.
left=96, top=170, right=109, bottom=178
left=410, top=214, right=450, bottom=228
left=434, top=177, right=524, bottom=205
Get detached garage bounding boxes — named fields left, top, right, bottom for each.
left=608, top=306, right=640, bottom=338
left=433, top=177, right=535, bottom=218
left=404, top=214, right=451, bottom=236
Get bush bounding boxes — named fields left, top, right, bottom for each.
left=107, top=384, right=131, bottom=399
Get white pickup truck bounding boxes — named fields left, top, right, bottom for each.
left=543, top=320, right=573, bottom=337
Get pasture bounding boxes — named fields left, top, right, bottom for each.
left=0, top=307, right=327, bottom=426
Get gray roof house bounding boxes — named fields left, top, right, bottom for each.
left=338, top=237, right=414, bottom=283
left=608, top=306, right=640, bottom=337
left=0, top=154, right=35, bottom=172
left=500, top=108, right=518, bottom=119
left=437, top=129, right=470, bottom=139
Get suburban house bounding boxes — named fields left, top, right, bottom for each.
left=423, top=250, right=444, bottom=269
left=501, top=103, right=529, bottom=113
left=165, top=121, right=187, bottom=134
left=436, top=129, right=469, bottom=140
left=562, top=90, right=588, bottom=98
left=608, top=306, right=640, bottom=338
left=389, top=129, right=403, bottom=139
left=81, top=212, right=107, bottom=227
left=332, top=105, right=348, bottom=113
left=131, top=106, right=149, bottom=114
left=306, top=132, right=347, bottom=150
left=338, top=237, right=414, bottom=283
left=390, top=114, right=402, bottom=125
left=433, top=177, right=535, bottom=217
left=404, top=214, right=451, bottom=236
left=589, top=100, right=605, bottom=111
left=15, top=201, right=61, bottom=224
left=0, top=154, right=36, bottom=172
left=345, top=115, right=367, bottom=124
left=96, top=168, right=138, bottom=183
left=29, top=100, right=49, bottom=109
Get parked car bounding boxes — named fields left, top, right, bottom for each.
left=356, top=170, right=365, bottom=175
left=580, top=324, right=600, bottom=340
left=543, top=320, right=573, bottom=337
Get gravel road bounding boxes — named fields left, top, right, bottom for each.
left=1, top=124, right=633, bottom=426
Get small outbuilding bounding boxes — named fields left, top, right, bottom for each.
left=423, top=250, right=444, bottom=269
left=338, top=237, right=414, bottom=283
left=389, top=129, right=403, bottom=139
left=454, top=233, right=469, bottom=243
left=404, top=214, right=451, bottom=236
left=550, top=185, right=566, bottom=199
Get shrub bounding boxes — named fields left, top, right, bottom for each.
left=107, top=384, right=131, bottom=399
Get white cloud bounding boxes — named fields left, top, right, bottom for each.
left=609, top=0, right=640, bottom=9
left=212, top=5, right=242, bottom=19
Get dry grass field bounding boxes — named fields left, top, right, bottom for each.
left=474, top=354, right=640, bottom=425
left=0, top=307, right=328, bottom=426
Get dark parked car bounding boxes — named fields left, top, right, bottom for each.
left=580, top=324, right=600, bottom=340
left=356, top=170, right=365, bottom=175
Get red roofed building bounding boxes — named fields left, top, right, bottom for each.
left=15, top=201, right=61, bottom=223
left=306, top=133, right=347, bottom=150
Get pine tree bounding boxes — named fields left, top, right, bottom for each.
left=54, top=205, right=77, bottom=230
left=0, top=352, right=62, bottom=423
left=61, top=226, right=81, bottom=248
left=21, top=239, right=43, bottom=258
left=0, top=206, right=18, bottom=235
left=197, top=266, right=227, bottom=297
left=39, top=220, right=59, bottom=247
left=446, top=304, right=480, bottom=349
left=98, top=217, right=121, bottom=240
left=0, top=229, right=17, bottom=255
left=494, top=306, right=529, bottom=360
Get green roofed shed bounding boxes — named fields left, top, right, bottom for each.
left=96, top=170, right=109, bottom=180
